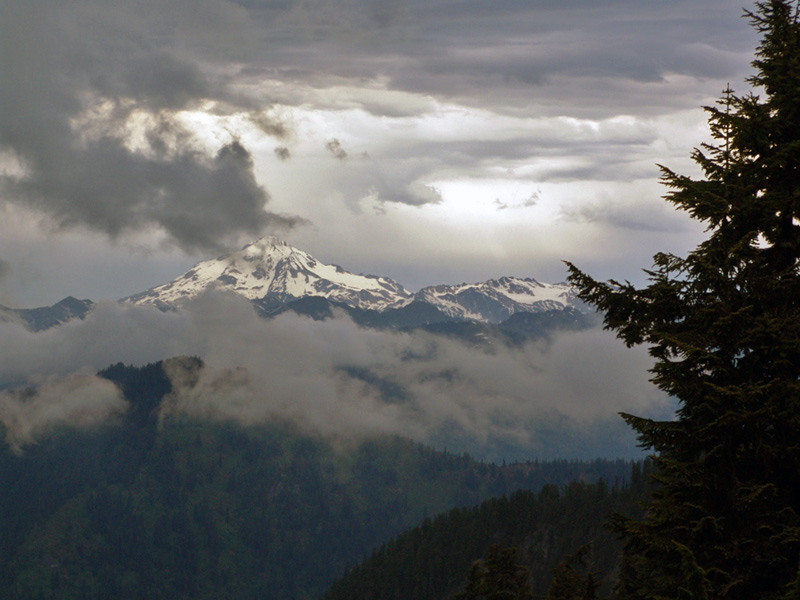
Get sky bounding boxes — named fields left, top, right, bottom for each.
left=0, top=0, right=760, bottom=308
left=0, top=0, right=767, bottom=459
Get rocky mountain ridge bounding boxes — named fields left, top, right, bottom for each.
left=124, top=237, right=413, bottom=312
left=0, top=296, right=95, bottom=332
left=124, top=237, right=584, bottom=323
left=3, top=238, right=588, bottom=332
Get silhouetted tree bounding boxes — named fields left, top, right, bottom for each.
left=567, top=2, right=800, bottom=598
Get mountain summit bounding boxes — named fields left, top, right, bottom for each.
left=0, top=296, right=95, bottom=332
left=124, top=237, right=584, bottom=322
left=416, top=277, right=580, bottom=323
left=124, top=237, right=413, bottom=311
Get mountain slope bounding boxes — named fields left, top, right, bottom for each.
left=324, top=466, right=651, bottom=600
left=0, top=296, right=95, bottom=331
left=124, top=237, right=586, bottom=323
left=0, top=360, right=635, bottom=600
left=416, top=276, right=582, bottom=323
left=124, top=237, right=413, bottom=311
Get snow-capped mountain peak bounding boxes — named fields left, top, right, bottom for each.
left=415, top=276, right=580, bottom=323
left=124, top=237, right=414, bottom=311
left=124, top=237, right=585, bottom=322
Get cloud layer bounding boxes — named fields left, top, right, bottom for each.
left=0, top=0, right=300, bottom=254
left=0, top=372, right=126, bottom=453
left=0, top=293, right=670, bottom=459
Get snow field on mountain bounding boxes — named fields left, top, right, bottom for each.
left=125, top=237, right=585, bottom=322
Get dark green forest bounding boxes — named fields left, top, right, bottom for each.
left=0, top=360, right=633, bottom=600
left=325, top=463, right=651, bottom=600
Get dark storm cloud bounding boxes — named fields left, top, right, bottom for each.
left=0, top=0, right=299, bottom=254
left=236, top=0, right=755, bottom=118
left=406, top=0, right=755, bottom=104
left=248, top=112, right=290, bottom=138
left=274, top=146, right=292, bottom=160
left=325, top=139, right=349, bottom=160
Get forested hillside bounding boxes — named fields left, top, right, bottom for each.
left=0, top=360, right=633, bottom=600
left=324, top=463, right=650, bottom=600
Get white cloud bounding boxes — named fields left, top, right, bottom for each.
left=0, top=372, right=127, bottom=452
left=0, top=292, right=671, bottom=458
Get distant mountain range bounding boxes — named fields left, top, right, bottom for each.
left=1, top=237, right=593, bottom=337
left=124, top=237, right=586, bottom=320
left=0, top=296, right=94, bottom=331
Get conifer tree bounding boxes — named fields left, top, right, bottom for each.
left=451, top=544, right=533, bottom=600
left=566, top=2, right=800, bottom=599
left=545, top=545, right=599, bottom=600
